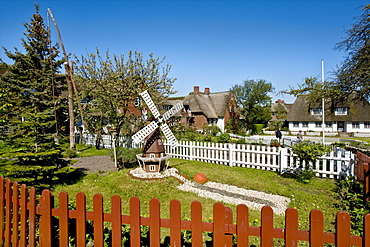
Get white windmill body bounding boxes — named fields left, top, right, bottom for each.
left=133, top=91, right=183, bottom=173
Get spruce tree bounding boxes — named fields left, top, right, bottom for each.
left=0, top=5, right=74, bottom=189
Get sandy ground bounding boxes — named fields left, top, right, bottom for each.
left=70, top=155, right=118, bottom=173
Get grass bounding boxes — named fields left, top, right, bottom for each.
left=52, top=157, right=339, bottom=236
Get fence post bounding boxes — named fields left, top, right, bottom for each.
left=189, top=141, right=194, bottom=161
left=364, top=163, right=370, bottom=202
left=39, top=190, right=53, bottom=247
left=279, top=148, right=288, bottom=174
left=229, top=144, right=235, bottom=167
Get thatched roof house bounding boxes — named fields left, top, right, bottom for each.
left=165, top=86, right=238, bottom=132
left=287, top=95, right=370, bottom=133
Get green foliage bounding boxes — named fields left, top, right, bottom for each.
left=291, top=141, right=331, bottom=167
left=296, top=168, right=316, bottom=184
left=202, top=124, right=221, bottom=136
left=73, top=48, right=177, bottom=142
left=251, top=124, right=264, bottom=135
left=335, top=4, right=370, bottom=101
left=334, top=178, right=370, bottom=236
left=0, top=5, right=76, bottom=190
left=217, top=133, right=230, bottom=143
left=231, top=79, right=274, bottom=130
left=109, top=147, right=141, bottom=169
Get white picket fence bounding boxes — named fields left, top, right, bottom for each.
left=81, top=134, right=355, bottom=178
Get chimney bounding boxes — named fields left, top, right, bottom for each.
left=194, top=86, right=200, bottom=93
left=204, top=88, right=210, bottom=94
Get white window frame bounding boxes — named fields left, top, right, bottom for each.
left=293, top=122, right=299, bottom=127
left=149, top=165, right=156, bottom=171
left=311, top=108, right=322, bottom=115
left=365, top=122, right=370, bottom=129
left=302, top=122, right=308, bottom=128
left=335, top=107, right=348, bottom=115
left=315, top=122, right=322, bottom=128
left=352, top=122, right=360, bottom=129
left=150, top=153, right=155, bottom=159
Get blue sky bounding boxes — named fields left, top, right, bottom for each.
left=0, top=0, right=368, bottom=103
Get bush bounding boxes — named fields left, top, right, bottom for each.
left=251, top=124, right=264, bottom=134
left=334, top=178, right=370, bottom=236
left=109, top=147, right=142, bottom=169
left=217, top=133, right=230, bottom=143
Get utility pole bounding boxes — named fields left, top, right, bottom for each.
left=322, top=59, right=325, bottom=145
left=47, top=8, right=88, bottom=149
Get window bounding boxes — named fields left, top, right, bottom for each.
left=365, top=122, right=370, bottom=128
left=208, top=118, right=217, bottom=125
left=158, top=139, right=162, bottom=145
left=311, top=108, right=322, bottom=115
left=163, top=105, right=171, bottom=111
left=134, top=98, right=141, bottom=107
left=315, top=122, right=322, bottom=128
left=150, top=153, right=155, bottom=158
left=302, top=122, right=308, bottom=127
left=352, top=122, right=360, bottom=129
left=293, top=122, right=299, bottom=127
left=335, top=107, right=348, bottom=115
left=325, top=122, right=333, bottom=128
left=149, top=165, right=156, bottom=171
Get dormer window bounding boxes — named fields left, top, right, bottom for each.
left=335, top=107, right=348, bottom=115
left=311, top=108, right=322, bottom=115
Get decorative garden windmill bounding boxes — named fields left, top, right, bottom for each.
left=133, top=90, right=183, bottom=173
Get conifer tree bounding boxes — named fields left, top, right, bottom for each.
left=0, top=5, right=74, bottom=189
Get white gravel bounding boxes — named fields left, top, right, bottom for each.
left=129, top=167, right=290, bottom=215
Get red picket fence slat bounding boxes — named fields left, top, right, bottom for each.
left=0, top=176, right=370, bottom=246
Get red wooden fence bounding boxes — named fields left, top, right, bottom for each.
left=1, top=177, right=370, bottom=246
left=356, top=151, right=370, bottom=201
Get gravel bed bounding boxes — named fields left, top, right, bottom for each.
left=129, top=167, right=290, bottom=215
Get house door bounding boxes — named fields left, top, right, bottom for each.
left=338, top=121, right=345, bottom=132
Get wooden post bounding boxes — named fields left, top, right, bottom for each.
left=130, top=197, right=141, bottom=246
left=236, top=204, right=249, bottom=247
left=150, top=198, right=161, bottom=247
left=261, top=206, right=274, bottom=246
left=39, top=190, right=53, bottom=247
left=365, top=163, right=370, bottom=202
left=58, top=191, right=69, bottom=247
left=309, top=209, right=324, bottom=246
left=170, top=200, right=181, bottom=246
left=285, top=208, right=299, bottom=246
left=191, top=201, right=203, bottom=247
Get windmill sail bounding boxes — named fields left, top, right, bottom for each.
left=132, top=90, right=183, bottom=148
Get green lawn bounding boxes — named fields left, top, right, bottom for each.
left=52, top=157, right=338, bottom=235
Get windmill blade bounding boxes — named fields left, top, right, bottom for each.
left=160, top=123, right=178, bottom=147
left=132, top=121, right=158, bottom=143
left=140, top=90, right=161, bottom=119
left=162, top=101, right=184, bottom=121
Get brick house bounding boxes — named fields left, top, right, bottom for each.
left=165, top=86, right=238, bottom=133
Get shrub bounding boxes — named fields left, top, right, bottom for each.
left=290, top=141, right=330, bottom=183
left=109, top=147, right=142, bottom=169
left=217, top=133, right=230, bottom=143
left=251, top=124, right=264, bottom=134
left=334, top=178, right=370, bottom=236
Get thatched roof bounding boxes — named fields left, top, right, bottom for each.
left=182, top=91, right=232, bottom=118
left=287, top=95, right=370, bottom=122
